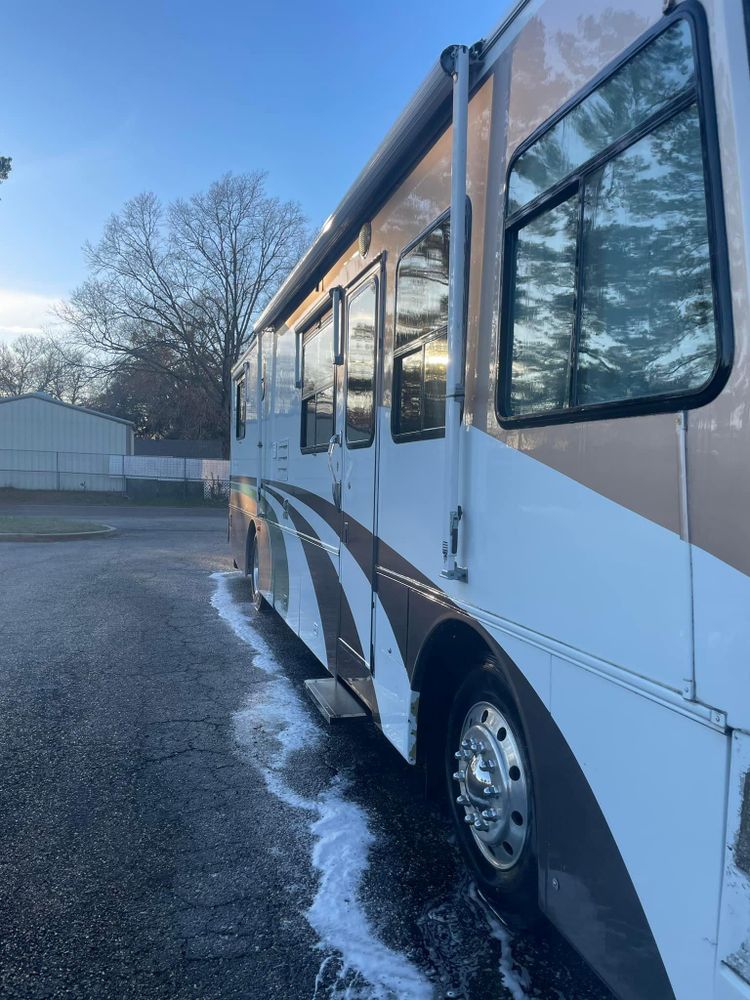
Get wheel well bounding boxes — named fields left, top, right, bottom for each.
left=414, top=619, right=494, bottom=796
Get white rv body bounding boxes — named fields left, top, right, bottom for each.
left=229, top=3, right=750, bottom=997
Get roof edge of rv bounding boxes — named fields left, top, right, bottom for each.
left=249, top=0, right=532, bottom=344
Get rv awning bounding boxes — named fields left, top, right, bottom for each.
left=251, top=0, right=528, bottom=338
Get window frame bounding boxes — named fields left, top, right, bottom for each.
left=344, top=270, right=380, bottom=451
left=300, top=312, right=336, bottom=454
left=391, top=202, right=471, bottom=443
left=495, top=2, right=733, bottom=430
left=235, top=375, right=246, bottom=440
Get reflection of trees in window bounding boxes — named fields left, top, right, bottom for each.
left=509, top=21, right=694, bottom=214
left=273, top=347, right=296, bottom=416
left=504, top=17, right=719, bottom=419
left=510, top=197, right=577, bottom=413
left=396, top=223, right=450, bottom=349
left=394, top=220, right=451, bottom=438
left=578, top=105, right=715, bottom=403
left=301, top=322, right=335, bottom=450
left=346, top=282, right=377, bottom=446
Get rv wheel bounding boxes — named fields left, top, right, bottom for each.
left=446, top=658, right=538, bottom=925
left=248, top=532, right=268, bottom=613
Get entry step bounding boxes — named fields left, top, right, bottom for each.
left=304, top=677, right=367, bottom=723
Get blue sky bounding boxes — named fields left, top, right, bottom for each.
left=0, top=0, right=502, bottom=341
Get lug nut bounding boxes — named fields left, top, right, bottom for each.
left=456, top=794, right=469, bottom=806
left=483, top=785, right=500, bottom=797
left=464, top=813, right=475, bottom=824
left=473, top=817, right=488, bottom=831
left=481, top=809, right=498, bottom=820
left=452, top=770, right=466, bottom=782
left=454, top=749, right=472, bottom=761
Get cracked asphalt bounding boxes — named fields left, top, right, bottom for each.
left=0, top=502, right=611, bottom=1000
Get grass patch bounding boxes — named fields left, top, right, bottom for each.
left=0, top=516, right=110, bottom=535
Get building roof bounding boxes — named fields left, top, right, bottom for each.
left=0, top=392, right=135, bottom=427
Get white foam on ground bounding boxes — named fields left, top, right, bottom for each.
left=468, top=883, right=531, bottom=1000
left=211, top=571, right=434, bottom=1000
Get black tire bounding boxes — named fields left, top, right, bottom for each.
left=248, top=530, right=269, bottom=613
left=445, top=656, right=539, bottom=926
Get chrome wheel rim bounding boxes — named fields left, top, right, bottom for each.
left=252, top=541, right=260, bottom=598
left=452, top=701, right=530, bottom=870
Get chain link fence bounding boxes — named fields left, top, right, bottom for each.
left=0, top=449, right=229, bottom=499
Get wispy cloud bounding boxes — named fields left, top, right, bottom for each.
left=0, top=288, right=62, bottom=343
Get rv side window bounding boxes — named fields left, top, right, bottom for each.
left=246, top=347, right=258, bottom=423
left=393, top=219, right=450, bottom=440
left=346, top=279, right=378, bottom=447
left=301, top=319, right=335, bottom=452
left=500, top=16, right=726, bottom=424
left=235, top=377, right=246, bottom=439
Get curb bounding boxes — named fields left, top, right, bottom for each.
left=0, top=525, right=117, bottom=543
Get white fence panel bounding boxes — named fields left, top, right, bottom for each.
left=0, top=448, right=227, bottom=495
left=184, top=459, right=229, bottom=482
left=123, top=456, right=188, bottom=480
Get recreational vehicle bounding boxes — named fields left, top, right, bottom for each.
left=229, top=2, right=750, bottom=997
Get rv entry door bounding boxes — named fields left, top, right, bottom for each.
left=336, top=265, right=381, bottom=684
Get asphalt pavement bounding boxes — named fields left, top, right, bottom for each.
left=0, top=502, right=611, bottom=999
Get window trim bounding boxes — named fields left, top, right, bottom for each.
left=300, top=313, right=336, bottom=454
left=495, top=2, right=733, bottom=430
left=344, top=270, right=380, bottom=451
left=391, top=202, right=472, bottom=443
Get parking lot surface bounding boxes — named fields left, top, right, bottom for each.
left=0, top=503, right=610, bottom=999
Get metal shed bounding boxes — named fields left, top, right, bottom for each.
left=0, top=392, right=134, bottom=492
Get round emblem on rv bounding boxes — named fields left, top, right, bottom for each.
left=358, top=222, right=371, bottom=258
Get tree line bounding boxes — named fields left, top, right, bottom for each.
left=0, top=171, right=308, bottom=454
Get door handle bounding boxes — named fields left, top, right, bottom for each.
left=327, top=432, right=342, bottom=511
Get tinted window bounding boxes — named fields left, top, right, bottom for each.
left=503, top=17, right=720, bottom=421
left=509, top=197, right=578, bottom=414
left=508, top=20, right=695, bottom=214
left=395, top=222, right=450, bottom=349
left=577, top=106, right=715, bottom=404
left=235, top=377, right=246, bottom=439
left=396, top=349, right=423, bottom=435
left=301, top=321, right=335, bottom=450
left=393, top=218, right=451, bottom=439
left=424, top=333, right=448, bottom=430
left=303, top=321, right=333, bottom=397
left=246, top=349, right=258, bottom=421
left=346, top=281, right=377, bottom=446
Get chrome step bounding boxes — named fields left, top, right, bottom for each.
left=304, top=677, right=367, bottom=723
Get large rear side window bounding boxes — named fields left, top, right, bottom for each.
left=498, top=9, right=732, bottom=426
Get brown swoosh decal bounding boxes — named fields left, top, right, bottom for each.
left=263, top=485, right=365, bottom=665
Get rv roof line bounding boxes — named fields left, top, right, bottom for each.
left=250, top=0, right=531, bottom=342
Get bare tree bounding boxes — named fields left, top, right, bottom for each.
left=60, top=172, right=308, bottom=452
left=0, top=334, right=92, bottom=403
